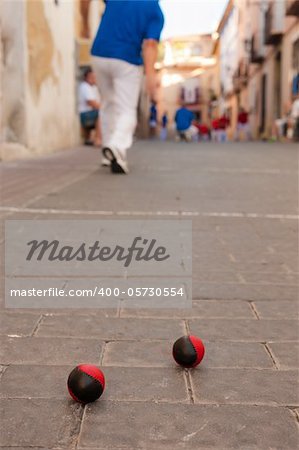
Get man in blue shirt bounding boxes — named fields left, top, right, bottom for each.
left=91, top=0, right=164, bottom=173
left=174, top=106, right=197, bottom=142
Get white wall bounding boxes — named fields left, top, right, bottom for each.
left=25, top=0, right=78, bottom=154
left=220, top=5, right=239, bottom=95
left=1, top=0, right=27, bottom=145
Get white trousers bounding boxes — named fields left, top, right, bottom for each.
left=92, top=57, right=143, bottom=158
left=178, top=125, right=198, bottom=141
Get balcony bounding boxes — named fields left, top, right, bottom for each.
left=250, top=34, right=265, bottom=65
left=264, top=2, right=284, bottom=46
left=286, top=0, right=299, bottom=16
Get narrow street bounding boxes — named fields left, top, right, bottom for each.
left=0, top=140, right=298, bottom=449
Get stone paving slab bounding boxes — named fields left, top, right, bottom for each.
left=231, top=253, right=298, bottom=272
left=268, top=342, right=299, bottom=369
left=0, top=398, right=81, bottom=448
left=0, top=311, right=41, bottom=336
left=0, top=147, right=98, bottom=207
left=0, top=365, right=71, bottom=399
left=120, top=300, right=255, bottom=319
left=0, top=304, right=119, bottom=316
left=0, top=336, right=103, bottom=365
left=188, top=318, right=298, bottom=341
left=36, top=316, right=185, bottom=340
left=102, top=340, right=273, bottom=369
left=253, top=301, right=299, bottom=319
left=190, top=368, right=299, bottom=406
left=78, top=401, right=299, bottom=450
left=239, top=272, right=298, bottom=285
left=190, top=272, right=241, bottom=283
left=103, top=367, right=188, bottom=403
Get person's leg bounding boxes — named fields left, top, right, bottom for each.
left=150, top=124, right=155, bottom=139
left=87, top=110, right=100, bottom=145
left=80, top=111, right=97, bottom=145
left=190, top=125, right=199, bottom=142
left=93, top=113, right=102, bottom=146
left=92, top=58, right=114, bottom=149
left=185, top=128, right=192, bottom=142
left=107, top=59, right=143, bottom=159
left=160, top=127, right=167, bottom=141
left=179, top=131, right=187, bottom=141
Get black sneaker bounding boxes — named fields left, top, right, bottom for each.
left=102, top=147, right=129, bottom=174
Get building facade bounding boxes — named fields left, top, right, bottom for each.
left=217, top=0, right=299, bottom=139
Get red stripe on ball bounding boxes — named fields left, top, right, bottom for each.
left=78, top=364, right=105, bottom=388
left=189, top=335, right=205, bottom=367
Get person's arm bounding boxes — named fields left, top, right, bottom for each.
left=87, top=99, right=100, bottom=110
left=143, top=39, right=159, bottom=101
left=143, top=4, right=164, bottom=100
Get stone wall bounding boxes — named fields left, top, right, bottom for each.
left=0, top=0, right=80, bottom=160
left=25, top=0, right=78, bottom=154
left=1, top=1, right=28, bottom=152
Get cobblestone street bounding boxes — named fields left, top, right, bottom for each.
left=0, top=141, right=298, bottom=449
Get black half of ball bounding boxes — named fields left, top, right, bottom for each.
left=172, top=336, right=197, bottom=368
left=67, top=367, right=104, bottom=403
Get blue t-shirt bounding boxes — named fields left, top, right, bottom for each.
left=91, top=0, right=164, bottom=66
left=175, top=108, right=195, bottom=131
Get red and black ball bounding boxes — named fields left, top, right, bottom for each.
left=67, top=364, right=105, bottom=403
left=172, top=335, right=205, bottom=368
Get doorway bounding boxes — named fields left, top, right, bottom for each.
left=260, top=73, right=267, bottom=135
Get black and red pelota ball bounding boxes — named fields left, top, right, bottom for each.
left=172, top=335, right=205, bottom=368
left=67, top=364, right=105, bottom=403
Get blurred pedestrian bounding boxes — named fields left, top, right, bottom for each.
left=211, top=117, right=220, bottom=142
left=78, top=67, right=101, bottom=147
left=198, top=123, right=210, bottom=142
left=174, top=106, right=197, bottom=142
left=218, top=113, right=230, bottom=142
left=160, top=111, right=168, bottom=140
left=291, top=94, right=299, bottom=142
left=91, top=0, right=164, bottom=174
left=149, top=101, right=158, bottom=138
left=235, top=107, right=251, bottom=141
